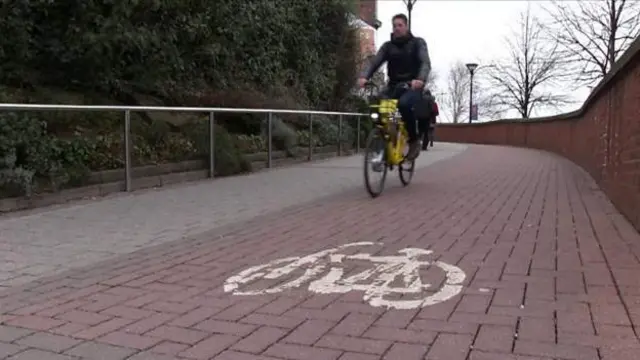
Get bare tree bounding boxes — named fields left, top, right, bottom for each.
left=444, top=62, right=468, bottom=123
left=486, top=7, right=570, bottom=119
left=544, top=0, right=640, bottom=86
left=425, top=70, right=438, bottom=93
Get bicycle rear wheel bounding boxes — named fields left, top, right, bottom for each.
left=364, top=128, right=388, bottom=198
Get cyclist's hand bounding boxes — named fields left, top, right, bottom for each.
left=357, top=78, right=368, bottom=88
left=410, top=79, right=424, bottom=90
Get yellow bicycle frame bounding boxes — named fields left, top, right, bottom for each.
left=371, top=99, right=408, bottom=166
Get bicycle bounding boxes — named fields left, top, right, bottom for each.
left=362, top=82, right=416, bottom=198
left=223, top=241, right=466, bottom=310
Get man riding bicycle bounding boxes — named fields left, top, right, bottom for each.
left=358, top=13, right=432, bottom=160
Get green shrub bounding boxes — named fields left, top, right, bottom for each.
left=156, top=133, right=198, bottom=163
left=86, top=134, right=125, bottom=171
left=0, top=113, right=44, bottom=196
left=0, top=112, right=93, bottom=197
left=0, top=0, right=360, bottom=109
left=50, top=136, right=93, bottom=188
left=263, top=116, right=297, bottom=157
left=234, top=134, right=266, bottom=154
left=312, top=116, right=353, bottom=147
left=313, top=117, right=339, bottom=146
left=182, top=121, right=251, bottom=176
left=297, top=130, right=322, bottom=148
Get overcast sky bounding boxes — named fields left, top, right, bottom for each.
left=374, top=0, right=592, bottom=122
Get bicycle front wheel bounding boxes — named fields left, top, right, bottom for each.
left=398, top=159, right=415, bottom=186
left=364, top=128, right=388, bottom=198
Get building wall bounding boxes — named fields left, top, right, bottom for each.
left=354, top=0, right=378, bottom=73
left=358, top=27, right=376, bottom=58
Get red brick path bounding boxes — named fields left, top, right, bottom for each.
left=2, top=145, right=640, bottom=359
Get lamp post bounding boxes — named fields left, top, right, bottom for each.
left=465, top=63, right=478, bottom=123
left=402, top=0, right=418, bottom=30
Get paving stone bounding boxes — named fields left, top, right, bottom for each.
left=1, top=144, right=639, bottom=360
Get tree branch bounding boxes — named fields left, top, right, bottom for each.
left=542, top=0, right=640, bottom=86
left=485, top=7, right=571, bottom=119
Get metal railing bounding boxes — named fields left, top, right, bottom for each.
left=0, top=103, right=366, bottom=192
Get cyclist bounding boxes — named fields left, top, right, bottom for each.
left=357, top=13, right=432, bottom=160
left=420, top=89, right=439, bottom=150
left=416, top=88, right=436, bottom=150
left=429, top=96, right=439, bottom=148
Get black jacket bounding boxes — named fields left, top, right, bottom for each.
left=360, top=33, right=432, bottom=85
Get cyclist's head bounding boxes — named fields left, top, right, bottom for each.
left=392, top=14, right=409, bottom=38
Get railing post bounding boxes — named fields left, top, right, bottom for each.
left=124, top=110, right=132, bottom=192
left=308, top=113, right=313, bottom=161
left=338, top=114, right=343, bottom=156
left=356, top=115, right=361, bottom=154
left=208, top=111, right=215, bottom=178
left=267, top=112, right=273, bottom=168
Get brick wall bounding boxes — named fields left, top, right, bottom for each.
left=354, top=0, right=378, bottom=74
left=357, top=27, right=376, bottom=59
left=356, top=0, right=377, bottom=28
left=436, top=36, right=640, bottom=230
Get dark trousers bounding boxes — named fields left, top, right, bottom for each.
left=384, top=86, right=421, bottom=142
left=428, top=124, right=435, bottom=146
left=417, top=115, right=430, bottom=137
left=419, top=118, right=435, bottom=147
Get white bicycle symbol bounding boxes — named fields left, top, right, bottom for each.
left=223, top=242, right=466, bottom=310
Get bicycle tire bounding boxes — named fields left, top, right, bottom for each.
left=398, top=159, right=415, bottom=186
left=363, top=128, right=388, bottom=198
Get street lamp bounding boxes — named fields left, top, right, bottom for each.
left=402, top=0, right=418, bottom=31
left=465, top=63, right=478, bottom=123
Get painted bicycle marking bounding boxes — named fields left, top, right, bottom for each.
left=223, top=242, right=466, bottom=310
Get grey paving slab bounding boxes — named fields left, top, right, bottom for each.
left=0, top=143, right=468, bottom=288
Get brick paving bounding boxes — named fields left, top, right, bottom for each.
left=0, top=144, right=466, bottom=288
left=1, top=144, right=640, bottom=359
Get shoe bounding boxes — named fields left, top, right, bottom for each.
left=407, top=141, right=420, bottom=160
left=421, top=142, right=428, bottom=151
left=371, top=152, right=384, bottom=172
left=372, top=162, right=384, bottom=172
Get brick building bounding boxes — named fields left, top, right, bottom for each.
left=351, top=18, right=376, bottom=59
left=351, top=0, right=380, bottom=72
